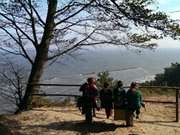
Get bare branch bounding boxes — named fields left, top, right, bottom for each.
left=15, top=28, right=34, bottom=65
left=55, top=0, right=74, bottom=16
left=17, top=0, right=39, bottom=46
left=48, top=29, right=96, bottom=60
left=0, top=12, right=36, bottom=46
left=55, top=0, right=95, bottom=26
left=0, top=25, right=34, bottom=64
left=29, top=2, right=45, bottom=26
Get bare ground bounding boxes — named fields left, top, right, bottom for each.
left=1, top=97, right=180, bottom=135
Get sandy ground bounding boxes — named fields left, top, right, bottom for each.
left=1, top=100, right=180, bottom=135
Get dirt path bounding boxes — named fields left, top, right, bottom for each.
left=2, top=102, right=180, bottom=135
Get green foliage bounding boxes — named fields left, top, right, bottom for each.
left=130, top=34, right=151, bottom=43
left=143, top=63, right=180, bottom=86
left=96, top=71, right=113, bottom=88
left=167, top=23, right=180, bottom=39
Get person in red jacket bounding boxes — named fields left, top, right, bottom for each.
left=84, top=77, right=98, bottom=123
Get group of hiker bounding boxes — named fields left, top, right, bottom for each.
left=78, top=77, right=145, bottom=125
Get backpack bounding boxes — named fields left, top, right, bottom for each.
left=113, top=87, right=127, bottom=109
left=79, top=83, right=88, bottom=96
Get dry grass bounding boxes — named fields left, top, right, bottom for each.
left=31, top=96, right=74, bottom=108
left=1, top=97, right=180, bottom=135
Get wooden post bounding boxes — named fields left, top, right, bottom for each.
left=176, top=89, right=179, bottom=122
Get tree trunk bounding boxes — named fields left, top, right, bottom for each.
left=16, top=0, right=58, bottom=112
left=19, top=52, right=47, bottom=111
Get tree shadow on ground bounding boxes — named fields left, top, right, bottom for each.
left=29, top=120, right=125, bottom=135
left=32, top=108, right=78, bottom=113
left=32, top=108, right=108, bottom=119
left=0, top=119, right=23, bottom=135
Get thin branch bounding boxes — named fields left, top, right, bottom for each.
left=15, top=26, right=34, bottom=65
left=55, top=0, right=95, bottom=26
left=28, top=0, right=39, bottom=46
left=48, top=29, right=96, bottom=60
left=109, top=0, right=171, bottom=33
left=0, top=91, right=16, bottom=104
left=0, top=45, right=26, bottom=57
left=30, top=2, right=45, bottom=26
left=55, top=0, right=74, bottom=16
left=0, top=72, right=19, bottom=90
left=0, top=12, right=36, bottom=46
left=18, top=0, right=39, bottom=46
left=0, top=25, right=34, bottom=64
left=57, top=19, right=94, bottom=31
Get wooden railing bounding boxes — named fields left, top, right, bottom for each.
left=31, top=83, right=180, bottom=122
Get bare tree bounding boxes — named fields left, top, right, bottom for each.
left=0, top=60, right=27, bottom=113
left=0, top=0, right=179, bottom=112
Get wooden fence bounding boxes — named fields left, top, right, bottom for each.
left=31, top=83, right=180, bottom=122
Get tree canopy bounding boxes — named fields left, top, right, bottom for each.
left=97, top=71, right=113, bottom=88
left=0, top=0, right=179, bottom=63
left=143, top=63, right=180, bottom=86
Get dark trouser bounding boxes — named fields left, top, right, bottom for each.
left=126, top=107, right=141, bottom=126
left=92, top=108, right=96, bottom=116
left=135, top=108, right=140, bottom=116
left=105, top=108, right=112, bottom=118
left=82, top=107, right=86, bottom=114
left=129, top=107, right=141, bottom=116
left=85, top=107, right=92, bottom=123
left=126, top=110, right=134, bottom=126
left=84, top=97, right=94, bottom=123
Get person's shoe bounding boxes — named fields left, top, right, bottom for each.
left=136, top=115, right=139, bottom=119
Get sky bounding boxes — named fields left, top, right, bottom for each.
left=157, top=0, right=180, bottom=20
left=151, top=0, right=180, bottom=48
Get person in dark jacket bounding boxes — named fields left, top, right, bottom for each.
left=100, top=82, right=113, bottom=119
left=79, top=80, right=89, bottom=114
left=113, top=80, right=126, bottom=109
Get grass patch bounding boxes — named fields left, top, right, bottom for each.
left=0, top=115, right=7, bottom=121
left=32, top=96, right=74, bottom=108
left=141, top=87, right=176, bottom=97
